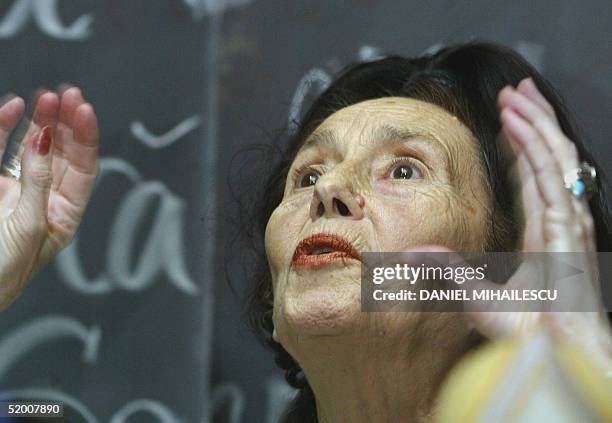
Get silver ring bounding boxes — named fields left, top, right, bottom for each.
left=564, top=161, right=596, bottom=200
left=0, top=160, right=21, bottom=180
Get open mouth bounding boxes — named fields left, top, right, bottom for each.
left=291, top=232, right=362, bottom=269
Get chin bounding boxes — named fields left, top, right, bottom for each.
left=278, top=266, right=362, bottom=336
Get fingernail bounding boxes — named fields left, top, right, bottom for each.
left=33, top=126, right=52, bottom=156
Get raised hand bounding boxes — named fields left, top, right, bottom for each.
left=0, top=87, right=99, bottom=310
left=468, top=77, right=612, bottom=371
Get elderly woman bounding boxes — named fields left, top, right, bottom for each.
left=243, top=42, right=612, bottom=421
left=0, top=41, right=611, bottom=422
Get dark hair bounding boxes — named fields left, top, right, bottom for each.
left=237, top=41, right=612, bottom=422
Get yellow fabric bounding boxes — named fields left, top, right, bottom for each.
left=435, top=335, right=612, bottom=423
left=556, top=340, right=612, bottom=421
left=435, top=338, right=519, bottom=422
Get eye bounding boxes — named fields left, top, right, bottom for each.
left=293, top=165, right=321, bottom=188
left=388, top=159, right=423, bottom=180
left=299, top=172, right=319, bottom=187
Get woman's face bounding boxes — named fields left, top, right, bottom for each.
left=265, top=97, right=490, bottom=349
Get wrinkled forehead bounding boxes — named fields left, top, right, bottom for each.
left=302, top=97, right=479, bottom=155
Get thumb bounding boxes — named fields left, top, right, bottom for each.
left=10, top=126, right=53, bottom=246
left=402, top=245, right=514, bottom=337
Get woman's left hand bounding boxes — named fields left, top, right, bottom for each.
left=465, top=77, right=612, bottom=372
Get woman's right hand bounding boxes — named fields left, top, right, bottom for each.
left=0, top=88, right=99, bottom=311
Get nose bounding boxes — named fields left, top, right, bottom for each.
left=309, top=176, right=365, bottom=221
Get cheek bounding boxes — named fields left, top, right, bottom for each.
left=367, top=186, right=487, bottom=251
left=264, top=194, right=312, bottom=280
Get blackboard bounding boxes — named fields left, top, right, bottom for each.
left=0, top=0, right=610, bottom=422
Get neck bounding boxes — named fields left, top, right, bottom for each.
left=292, top=313, right=478, bottom=423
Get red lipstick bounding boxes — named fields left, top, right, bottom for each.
left=291, top=232, right=362, bottom=269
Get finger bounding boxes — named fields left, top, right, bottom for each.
left=56, top=103, right=99, bottom=208
left=31, top=92, right=60, bottom=130
left=498, top=86, right=579, bottom=175
left=22, top=92, right=59, bottom=142
left=58, top=87, right=84, bottom=127
left=0, top=93, right=17, bottom=106
left=502, top=109, right=593, bottom=251
left=10, top=126, right=54, bottom=248
left=500, top=84, right=595, bottom=243
left=56, top=82, right=75, bottom=98
left=470, top=312, right=542, bottom=339
left=52, top=87, right=85, bottom=190
left=16, top=93, right=60, bottom=171
left=499, top=130, right=545, bottom=224
left=0, top=96, right=25, bottom=157
left=502, top=123, right=569, bottom=252
left=500, top=107, right=574, bottom=213
left=459, top=256, right=545, bottom=337
left=28, top=88, right=52, bottom=114
left=400, top=246, right=544, bottom=337
left=497, top=130, right=545, bottom=251
left=517, top=77, right=556, bottom=119
left=511, top=150, right=547, bottom=251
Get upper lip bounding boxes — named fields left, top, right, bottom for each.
left=292, top=232, right=362, bottom=262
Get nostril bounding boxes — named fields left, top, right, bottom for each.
left=317, top=202, right=324, bottom=217
left=334, top=198, right=350, bottom=216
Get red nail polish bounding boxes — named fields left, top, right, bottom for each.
left=33, top=126, right=52, bottom=156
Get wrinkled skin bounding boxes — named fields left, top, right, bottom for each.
left=264, top=88, right=612, bottom=422
left=267, top=97, right=491, bottom=339
left=0, top=89, right=99, bottom=310
left=265, top=97, right=490, bottom=421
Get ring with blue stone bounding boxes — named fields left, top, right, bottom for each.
left=564, top=162, right=597, bottom=200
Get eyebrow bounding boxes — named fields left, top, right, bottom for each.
left=302, top=124, right=444, bottom=151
